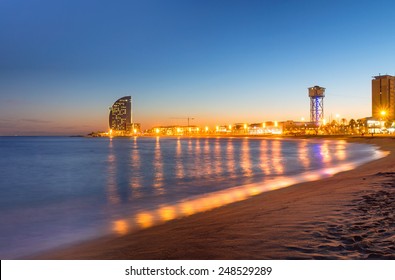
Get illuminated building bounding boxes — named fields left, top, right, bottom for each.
left=150, top=125, right=200, bottom=136
left=308, top=86, right=325, bottom=125
left=372, top=75, right=395, bottom=121
left=146, top=122, right=286, bottom=136
left=109, top=96, right=132, bottom=133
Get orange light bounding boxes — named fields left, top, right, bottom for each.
left=180, top=202, right=195, bottom=216
left=136, top=213, right=154, bottom=228
left=159, top=206, right=176, bottom=221
left=113, top=220, right=129, bottom=235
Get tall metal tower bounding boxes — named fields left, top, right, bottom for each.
left=308, top=86, right=325, bottom=124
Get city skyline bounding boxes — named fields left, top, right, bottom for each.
left=1, top=0, right=395, bottom=135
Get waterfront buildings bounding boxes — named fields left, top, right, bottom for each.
left=372, top=75, right=395, bottom=121
left=102, top=75, right=395, bottom=137
left=148, top=122, right=284, bottom=136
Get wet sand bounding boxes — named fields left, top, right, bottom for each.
left=33, top=137, right=395, bottom=259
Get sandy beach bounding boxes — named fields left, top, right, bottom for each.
left=32, top=137, right=395, bottom=260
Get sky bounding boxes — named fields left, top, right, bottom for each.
left=1, top=0, right=395, bottom=135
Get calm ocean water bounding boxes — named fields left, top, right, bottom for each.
left=0, top=136, right=383, bottom=258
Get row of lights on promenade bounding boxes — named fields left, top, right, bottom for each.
left=154, top=122, right=280, bottom=134
left=108, top=110, right=388, bottom=136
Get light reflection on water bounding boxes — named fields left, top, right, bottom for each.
left=0, top=136, right=386, bottom=258
left=204, top=138, right=212, bottom=177
left=107, top=140, right=120, bottom=205
left=175, top=138, right=184, bottom=179
left=259, top=139, right=271, bottom=175
left=272, top=140, right=284, bottom=175
left=214, top=138, right=222, bottom=175
left=298, top=140, right=310, bottom=169
left=107, top=137, right=385, bottom=236
left=153, top=137, right=164, bottom=194
left=335, top=141, right=347, bottom=161
left=241, top=138, right=252, bottom=177
left=113, top=146, right=382, bottom=236
left=226, top=139, right=236, bottom=178
left=129, top=137, right=141, bottom=199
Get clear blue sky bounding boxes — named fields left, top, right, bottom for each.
left=1, top=0, right=394, bottom=135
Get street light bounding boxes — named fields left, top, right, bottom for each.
left=380, top=110, right=387, bottom=130
left=335, top=114, right=340, bottom=123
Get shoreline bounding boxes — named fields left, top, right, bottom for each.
left=31, top=137, right=395, bottom=260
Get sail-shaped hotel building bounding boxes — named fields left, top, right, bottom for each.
left=109, top=96, right=132, bottom=133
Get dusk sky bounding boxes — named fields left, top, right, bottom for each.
left=1, top=0, right=395, bottom=135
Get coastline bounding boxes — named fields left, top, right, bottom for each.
left=32, top=137, right=395, bottom=260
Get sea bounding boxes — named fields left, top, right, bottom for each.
left=0, top=136, right=384, bottom=259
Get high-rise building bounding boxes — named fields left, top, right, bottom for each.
left=372, top=75, right=395, bottom=121
left=109, top=96, right=131, bottom=132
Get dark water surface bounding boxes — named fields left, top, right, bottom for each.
left=0, top=136, right=383, bottom=258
